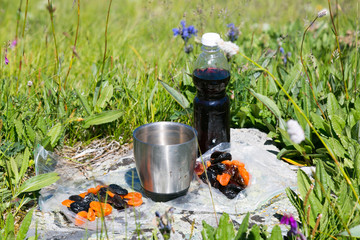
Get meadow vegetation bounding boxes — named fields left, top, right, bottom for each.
left=0, top=0, right=359, bottom=239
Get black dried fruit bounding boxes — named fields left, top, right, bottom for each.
left=210, top=151, right=225, bottom=159
left=211, top=152, right=232, bottom=164
left=108, top=194, right=126, bottom=210
left=83, top=193, right=98, bottom=204
left=219, top=183, right=244, bottom=199
left=208, top=163, right=227, bottom=174
left=108, top=184, right=128, bottom=195
left=69, top=201, right=90, bottom=213
left=69, top=195, right=84, bottom=202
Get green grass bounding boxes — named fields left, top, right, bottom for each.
left=1, top=0, right=360, bottom=238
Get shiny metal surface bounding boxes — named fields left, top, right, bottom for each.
left=133, top=122, right=197, bottom=195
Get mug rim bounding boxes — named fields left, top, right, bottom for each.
left=132, top=121, right=197, bottom=147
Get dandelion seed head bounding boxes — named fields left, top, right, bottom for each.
left=287, top=119, right=305, bottom=144
left=217, top=39, right=239, bottom=58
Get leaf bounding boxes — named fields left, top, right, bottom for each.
left=201, top=220, right=215, bottom=240
left=250, top=89, right=286, bottom=129
left=330, top=114, right=346, bottom=138
left=327, top=92, right=342, bottom=117
left=214, top=213, right=235, bottom=240
left=339, top=224, right=360, bottom=237
left=25, top=122, right=36, bottom=143
left=269, top=225, right=282, bottom=240
left=4, top=212, right=15, bottom=238
left=46, top=122, right=63, bottom=148
left=83, top=110, right=123, bottom=128
left=16, top=208, right=34, bottom=240
left=313, top=161, right=334, bottom=200
left=159, top=80, right=190, bottom=109
left=95, top=82, right=113, bottom=109
left=297, top=170, right=323, bottom=227
left=19, top=148, right=30, bottom=186
left=75, top=88, right=92, bottom=115
left=326, top=137, right=346, bottom=159
left=9, top=157, right=19, bottom=184
left=17, top=172, right=60, bottom=196
left=234, top=212, right=250, bottom=240
left=14, top=119, right=25, bottom=140
left=247, top=224, right=260, bottom=240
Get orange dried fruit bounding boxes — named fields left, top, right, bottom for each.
left=75, top=211, right=88, bottom=226
left=79, top=192, right=88, bottom=198
left=90, top=201, right=112, bottom=217
left=216, top=173, right=231, bottom=186
left=206, top=161, right=211, bottom=168
left=239, top=167, right=250, bottom=186
left=87, top=208, right=96, bottom=222
left=231, top=160, right=245, bottom=168
left=123, top=192, right=142, bottom=200
left=106, top=191, right=115, bottom=198
left=221, top=160, right=232, bottom=167
left=61, top=199, right=75, bottom=208
left=127, top=197, right=143, bottom=207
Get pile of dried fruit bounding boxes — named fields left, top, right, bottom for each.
left=194, top=151, right=250, bottom=199
left=61, top=184, right=143, bottom=226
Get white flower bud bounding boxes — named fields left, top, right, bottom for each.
left=317, top=9, right=327, bottom=18
left=287, top=120, right=305, bottom=144
left=27, top=81, right=33, bottom=87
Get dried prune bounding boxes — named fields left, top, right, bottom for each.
left=83, top=193, right=98, bottom=204
left=208, top=163, right=227, bottom=174
left=108, top=184, right=128, bottom=195
left=70, top=201, right=89, bottom=213
left=108, top=194, right=126, bottom=210
left=211, top=152, right=232, bottom=164
left=219, top=183, right=244, bottom=199
left=210, top=151, right=225, bottom=159
left=69, top=195, right=84, bottom=202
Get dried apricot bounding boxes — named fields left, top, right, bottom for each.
left=90, top=201, right=112, bottom=217
left=221, top=160, right=232, bottom=167
left=231, top=160, right=245, bottom=168
left=79, top=192, right=88, bottom=198
left=216, top=173, right=231, bottom=186
left=75, top=211, right=88, bottom=226
left=127, top=197, right=143, bottom=207
left=123, top=192, right=142, bottom=200
left=87, top=208, right=96, bottom=222
left=239, top=167, right=250, bottom=186
left=106, top=191, right=115, bottom=198
left=61, top=199, right=75, bottom=208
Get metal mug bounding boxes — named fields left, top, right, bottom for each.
left=133, top=122, right=197, bottom=202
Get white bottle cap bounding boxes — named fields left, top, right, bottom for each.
left=201, top=33, right=221, bottom=47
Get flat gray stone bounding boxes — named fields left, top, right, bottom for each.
left=28, top=128, right=299, bottom=239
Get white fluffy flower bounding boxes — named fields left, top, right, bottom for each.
left=317, top=9, right=328, bottom=18
left=287, top=120, right=305, bottom=144
left=217, top=39, right=239, bottom=58
left=27, top=81, right=33, bottom=87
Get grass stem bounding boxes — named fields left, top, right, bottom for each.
left=63, top=0, right=80, bottom=90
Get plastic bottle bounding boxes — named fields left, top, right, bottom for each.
left=192, top=33, right=231, bottom=154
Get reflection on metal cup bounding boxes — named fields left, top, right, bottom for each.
left=133, top=122, right=197, bottom=202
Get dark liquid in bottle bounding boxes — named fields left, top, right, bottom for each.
left=193, top=68, right=230, bottom=154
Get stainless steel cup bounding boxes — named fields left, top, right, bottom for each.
left=133, top=122, right=197, bottom=202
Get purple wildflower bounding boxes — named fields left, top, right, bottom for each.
left=172, top=20, right=198, bottom=53
left=279, top=47, right=291, bottom=66
left=280, top=214, right=306, bottom=240
left=10, top=39, right=17, bottom=49
left=227, top=23, right=239, bottom=42
left=5, top=55, right=9, bottom=65
left=172, top=20, right=197, bottom=42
